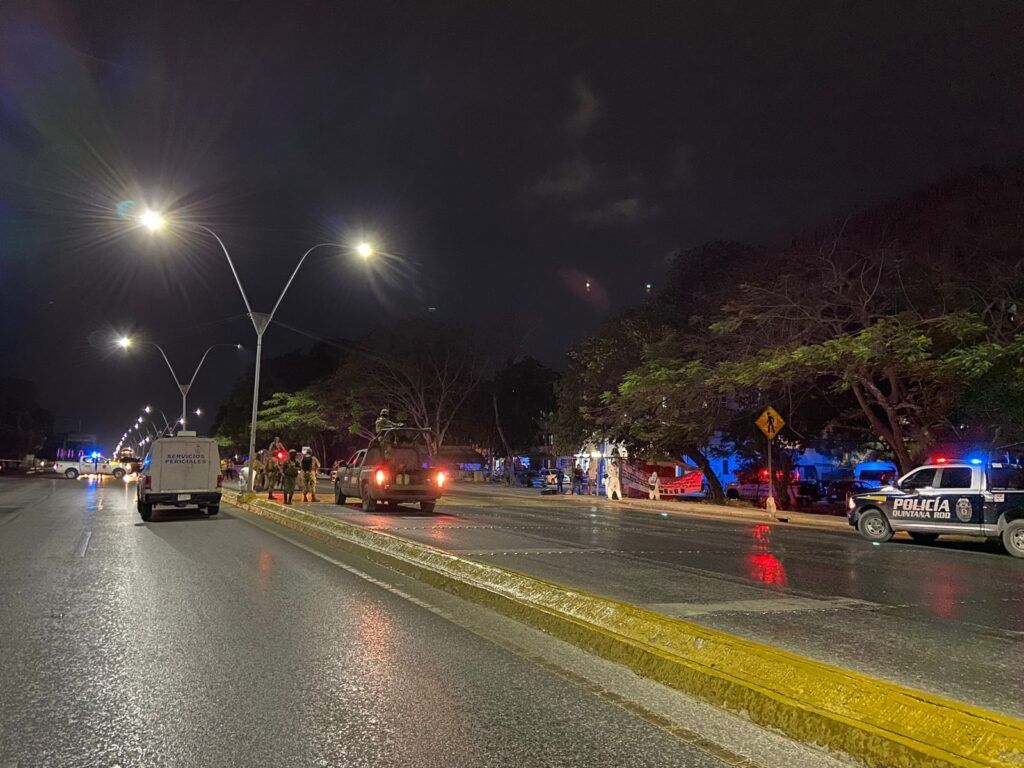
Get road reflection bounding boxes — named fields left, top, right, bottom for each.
left=745, top=524, right=788, bottom=588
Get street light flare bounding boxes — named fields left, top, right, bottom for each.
left=356, top=241, right=374, bottom=259
left=117, top=336, right=132, bottom=349
left=140, top=209, right=166, bottom=232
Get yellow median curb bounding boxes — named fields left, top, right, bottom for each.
left=224, top=490, right=1024, bottom=768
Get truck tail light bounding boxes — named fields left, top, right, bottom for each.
left=436, top=471, right=446, bottom=488
left=375, top=468, right=386, bottom=486
left=216, top=474, right=223, bottom=488
left=145, top=475, right=152, bottom=489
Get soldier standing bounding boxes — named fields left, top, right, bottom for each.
left=265, top=453, right=282, bottom=500
left=301, top=447, right=321, bottom=502
left=281, top=449, right=301, bottom=505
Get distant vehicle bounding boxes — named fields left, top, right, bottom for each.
left=853, top=460, right=898, bottom=489
left=334, top=428, right=447, bottom=512
left=825, top=478, right=874, bottom=504
left=848, top=460, right=1024, bottom=557
left=53, top=454, right=125, bottom=480
left=725, top=468, right=816, bottom=507
left=136, top=432, right=223, bottom=522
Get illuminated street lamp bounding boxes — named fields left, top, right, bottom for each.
left=118, top=337, right=240, bottom=430
left=194, top=408, right=203, bottom=417
left=136, top=208, right=374, bottom=490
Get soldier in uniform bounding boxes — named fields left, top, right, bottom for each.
left=300, top=447, right=321, bottom=502
left=265, top=452, right=282, bottom=500
left=374, top=408, right=403, bottom=434
left=281, top=449, right=301, bottom=505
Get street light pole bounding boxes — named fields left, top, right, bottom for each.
left=197, top=225, right=348, bottom=490
left=122, top=340, right=239, bottom=431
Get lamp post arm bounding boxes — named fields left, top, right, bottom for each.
left=199, top=225, right=255, bottom=321
left=267, top=243, right=338, bottom=324
left=146, top=342, right=182, bottom=390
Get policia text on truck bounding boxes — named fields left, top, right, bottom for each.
left=847, top=460, right=1024, bottom=557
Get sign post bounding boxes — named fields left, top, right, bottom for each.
left=755, top=406, right=785, bottom=519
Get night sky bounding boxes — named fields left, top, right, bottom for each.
left=3, top=1, right=1024, bottom=451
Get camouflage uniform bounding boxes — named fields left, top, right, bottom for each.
left=301, top=452, right=321, bottom=502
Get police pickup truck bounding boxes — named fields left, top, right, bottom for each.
left=334, top=428, right=446, bottom=512
left=848, top=460, right=1024, bottom=557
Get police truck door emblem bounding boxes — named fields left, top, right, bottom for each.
left=955, top=497, right=973, bottom=522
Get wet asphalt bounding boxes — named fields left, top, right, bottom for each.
left=0, top=475, right=844, bottom=768
left=301, top=481, right=1024, bottom=718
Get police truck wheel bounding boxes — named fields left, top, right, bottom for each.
left=857, top=509, right=893, bottom=542
left=139, top=503, right=153, bottom=522
left=335, top=488, right=347, bottom=505
left=65, top=468, right=79, bottom=480
left=420, top=501, right=436, bottom=513
left=112, top=468, right=125, bottom=480
left=206, top=505, right=220, bottom=516
left=909, top=531, right=939, bottom=544
left=1002, top=520, right=1024, bottom=558
left=361, top=487, right=377, bottom=512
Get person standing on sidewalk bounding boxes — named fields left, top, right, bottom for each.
left=300, top=447, right=321, bottom=502
left=648, top=470, right=661, bottom=501
left=281, top=449, right=301, bottom=505
left=556, top=467, right=565, bottom=494
left=588, top=460, right=599, bottom=496
left=606, top=459, right=622, bottom=501
left=571, top=462, right=583, bottom=495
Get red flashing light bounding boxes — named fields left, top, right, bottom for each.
left=277, top=451, right=286, bottom=461
left=375, top=468, right=386, bottom=486
left=436, top=470, right=446, bottom=488
left=934, top=457, right=948, bottom=464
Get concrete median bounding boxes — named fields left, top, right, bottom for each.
left=224, top=489, right=1024, bottom=768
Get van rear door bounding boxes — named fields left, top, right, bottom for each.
left=155, top=439, right=218, bottom=493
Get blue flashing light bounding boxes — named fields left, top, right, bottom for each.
left=90, top=451, right=100, bottom=459
left=969, top=458, right=984, bottom=465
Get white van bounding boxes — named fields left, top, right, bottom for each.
left=137, top=432, right=222, bottom=521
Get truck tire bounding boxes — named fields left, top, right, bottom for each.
left=335, top=487, right=347, bottom=505
left=1002, top=519, right=1024, bottom=558
left=726, top=489, right=738, bottom=500
left=361, top=485, right=377, bottom=512
left=65, top=468, right=79, bottom=480
left=420, top=500, right=436, bottom=513
left=206, top=504, right=220, bottom=516
left=857, top=508, right=893, bottom=542
left=139, top=502, right=153, bottom=522
left=112, top=468, right=125, bottom=480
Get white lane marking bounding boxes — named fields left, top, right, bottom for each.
left=77, top=530, right=92, bottom=557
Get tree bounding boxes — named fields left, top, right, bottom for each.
left=320, top=321, right=487, bottom=454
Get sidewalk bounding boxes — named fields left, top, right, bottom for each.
left=452, top=481, right=852, bottom=532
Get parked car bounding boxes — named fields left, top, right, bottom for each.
left=825, top=479, right=874, bottom=504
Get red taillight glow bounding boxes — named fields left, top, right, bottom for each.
left=145, top=476, right=152, bottom=488
left=277, top=451, right=286, bottom=461
left=375, top=468, right=386, bottom=486
left=436, top=471, right=446, bottom=488
left=216, top=474, right=223, bottom=488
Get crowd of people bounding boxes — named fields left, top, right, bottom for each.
left=246, top=435, right=322, bottom=505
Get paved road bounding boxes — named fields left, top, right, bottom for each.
left=0, top=476, right=846, bottom=768
left=298, top=482, right=1024, bottom=717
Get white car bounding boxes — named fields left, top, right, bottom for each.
left=136, top=432, right=222, bottom=521
left=53, top=455, right=126, bottom=480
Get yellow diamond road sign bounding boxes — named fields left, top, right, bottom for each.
left=756, top=407, right=785, bottom=439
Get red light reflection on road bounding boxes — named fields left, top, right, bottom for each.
left=745, top=524, right=788, bottom=588
left=256, top=549, right=273, bottom=591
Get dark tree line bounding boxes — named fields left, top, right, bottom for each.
left=552, top=166, right=1024, bottom=499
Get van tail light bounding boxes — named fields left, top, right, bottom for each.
left=436, top=471, right=446, bottom=488
left=145, top=476, right=152, bottom=489
left=216, top=474, right=223, bottom=488
left=375, top=468, right=387, bottom=486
